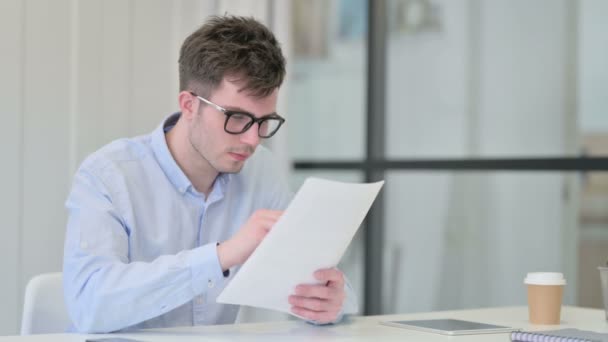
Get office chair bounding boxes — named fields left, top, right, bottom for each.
left=19, top=273, right=289, bottom=333
left=21, top=272, right=71, bottom=334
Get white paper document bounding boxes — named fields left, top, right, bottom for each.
left=216, top=177, right=384, bottom=316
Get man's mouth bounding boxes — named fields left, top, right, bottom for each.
left=228, top=152, right=250, bottom=161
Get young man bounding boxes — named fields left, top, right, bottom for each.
left=62, top=15, right=357, bottom=333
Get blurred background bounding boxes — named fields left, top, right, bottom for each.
left=1, top=0, right=607, bottom=335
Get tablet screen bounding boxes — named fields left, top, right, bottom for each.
left=381, top=319, right=516, bottom=335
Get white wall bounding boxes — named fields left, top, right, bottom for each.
left=0, top=0, right=287, bottom=335
left=0, top=0, right=73, bottom=335
left=0, top=0, right=24, bottom=334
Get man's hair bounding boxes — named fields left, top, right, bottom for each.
left=178, top=15, right=286, bottom=98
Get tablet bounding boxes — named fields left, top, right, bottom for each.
left=380, top=318, right=517, bottom=336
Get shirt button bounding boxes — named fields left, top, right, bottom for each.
left=208, top=280, right=214, bottom=288
left=196, top=296, right=204, bottom=305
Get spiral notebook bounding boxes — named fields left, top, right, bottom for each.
left=511, top=329, right=608, bottom=342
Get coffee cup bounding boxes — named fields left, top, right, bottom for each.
left=524, top=272, right=566, bottom=324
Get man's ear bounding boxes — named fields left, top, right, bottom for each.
left=178, top=91, right=198, bottom=120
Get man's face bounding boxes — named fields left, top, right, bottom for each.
left=187, top=78, right=278, bottom=174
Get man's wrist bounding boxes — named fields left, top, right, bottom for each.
left=217, top=240, right=238, bottom=271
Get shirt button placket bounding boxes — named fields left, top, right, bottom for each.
left=193, top=294, right=206, bottom=324
left=193, top=201, right=207, bottom=325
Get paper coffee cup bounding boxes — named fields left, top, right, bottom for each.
left=524, top=272, right=566, bottom=325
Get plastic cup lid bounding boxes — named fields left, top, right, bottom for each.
left=524, top=272, right=566, bottom=286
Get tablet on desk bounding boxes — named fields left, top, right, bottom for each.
left=380, top=318, right=517, bottom=336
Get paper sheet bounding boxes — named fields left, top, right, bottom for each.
left=216, top=177, right=384, bottom=316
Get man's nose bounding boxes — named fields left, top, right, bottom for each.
left=240, top=124, right=260, bottom=147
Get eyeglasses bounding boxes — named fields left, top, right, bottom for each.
left=189, top=92, right=285, bottom=138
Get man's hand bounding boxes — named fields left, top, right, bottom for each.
left=217, top=209, right=282, bottom=271
left=289, top=268, right=346, bottom=324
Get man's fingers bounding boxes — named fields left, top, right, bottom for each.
left=251, top=211, right=283, bottom=230
left=314, top=268, right=344, bottom=288
left=291, top=306, right=338, bottom=323
left=255, top=209, right=283, bottom=221
left=288, top=295, right=340, bottom=312
left=258, top=216, right=281, bottom=229
left=291, top=271, right=346, bottom=324
left=294, top=284, right=344, bottom=302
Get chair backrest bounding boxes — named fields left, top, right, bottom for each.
left=21, top=272, right=71, bottom=335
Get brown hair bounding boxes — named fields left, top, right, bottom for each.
left=178, top=15, right=286, bottom=98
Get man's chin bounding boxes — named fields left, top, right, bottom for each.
left=218, top=162, right=245, bottom=174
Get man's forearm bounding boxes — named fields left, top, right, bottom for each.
left=64, top=243, right=224, bottom=333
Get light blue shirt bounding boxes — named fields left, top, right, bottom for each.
left=63, top=113, right=357, bottom=333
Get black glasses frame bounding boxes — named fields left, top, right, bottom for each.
left=189, top=91, right=285, bottom=138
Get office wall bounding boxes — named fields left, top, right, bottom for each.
left=0, top=0, right=288, bottom=335
left=0, top=0, right=73, bottom=334
left=0, top=0, right=24, bottom=334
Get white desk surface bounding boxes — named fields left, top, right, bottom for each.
left=2, top=306, right=606, bottom=341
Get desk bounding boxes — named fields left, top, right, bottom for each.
left=2, top=306, right=605, bottom=341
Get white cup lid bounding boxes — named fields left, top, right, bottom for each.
left=524, top=272, right=566, bottom=286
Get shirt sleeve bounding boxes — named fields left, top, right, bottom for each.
left=62, top=166, right=226, bottom=333
left=254, top=147, right=294, bottom=211
left=265, top=173, right=294, bottom=211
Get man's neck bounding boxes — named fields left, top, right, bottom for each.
left=165, top=119, right=218, bottom=197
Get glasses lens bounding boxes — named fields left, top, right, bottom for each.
left=225, top=113, right=253, bottom=134
left=258, top=119, right=282, bottom=138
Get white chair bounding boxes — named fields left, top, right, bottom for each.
left=21, top=272, right=71, bottom=334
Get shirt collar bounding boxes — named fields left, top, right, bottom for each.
left=150, top=112, right=194, bottom=195
left=151, top=112, right=232, bottom=197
